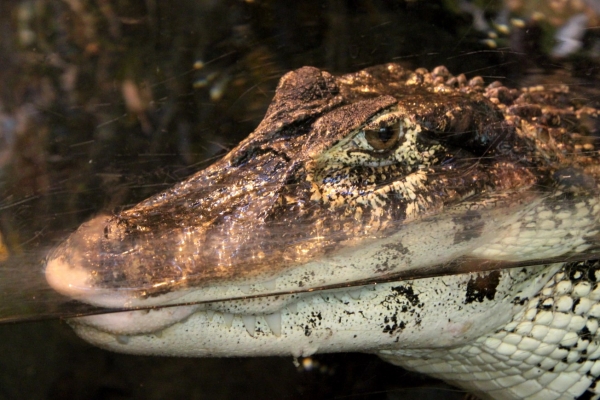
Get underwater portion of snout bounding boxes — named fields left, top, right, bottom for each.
left=66, top=265, right=560, bottom=359
left=44, top=215, right=149, bottom=308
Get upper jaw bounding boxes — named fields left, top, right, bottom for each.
left=44, top=186, right=538, bottom=314
left=42, top=105, right=381, bottom=306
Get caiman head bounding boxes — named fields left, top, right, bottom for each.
left=45, top=64, right=600, bottom=358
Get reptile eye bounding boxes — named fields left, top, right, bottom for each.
left=364, top=123, right=403, bottom=150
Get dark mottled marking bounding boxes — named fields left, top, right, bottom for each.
left=374, top=243, right=411, bottom=274
left=378, top=285, right=422, bottom=335
left=579, top=326, right=593, bottom=341
left=573, top=298, right=581, bottom=312
left=577, top=389, right=595, bottom=400
left=568, top=263, right=588, bottom=281
left=382, top=314, right=406, bottom=335
left=304, top=325, right=312, bottom=337
left=392, top=285, right=421, bottom=307
left=465, top=271, right=501, bottom=304
left=513, top=296, right=528, bottom=306
left=307, top=311, right=322, bottom=328
left=382, top=242, right=410, bottom=255
left=453, top=210, right=485, bottom=244
left=539, top=298, right=554, bottom=310
left=588, top=262, right=600, bottom=282
left=589, top=378, right=600, bottom=392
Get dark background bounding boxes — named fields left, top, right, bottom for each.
left=1, top=1, right=600, bottom=398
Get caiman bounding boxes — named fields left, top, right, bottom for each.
left=45, top=64, right=600, bottom=399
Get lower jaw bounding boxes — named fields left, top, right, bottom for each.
left=68, top=284, right=403, bottom=359
left=70, top=286, right=369, bottom=337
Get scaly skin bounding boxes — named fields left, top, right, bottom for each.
left=46, top=64, right=600, bottom=399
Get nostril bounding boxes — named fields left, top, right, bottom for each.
left=45, top=251, right=92, bottom=297
left=45, top=213, right=195, bottom=309
left=45, top=215, right=111, bottom=292
left=44, top=214, right=136, bottom=308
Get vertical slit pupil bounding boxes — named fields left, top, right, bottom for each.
left=378, top=126, right=396, bottom=143
left=365, top=123, right=401, bottom=150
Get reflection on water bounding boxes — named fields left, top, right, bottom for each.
left=1, top=0, right=600, bottom=398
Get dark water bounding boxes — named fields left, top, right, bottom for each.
left=1, top=1, right=600, bottom=398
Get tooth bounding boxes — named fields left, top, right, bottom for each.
left=262, top=278, right=277, bottom=291
left=154, top=330, right=163, bottom=338
left=116, top=335, right=130, bottom=345
left=239, top=285, right=251, bottom=295
left=348, top=289, right=362, bottom=300
left=312, top=294, right=325, bottom=304
left=241, top=315, right=256, bottom=336
left=287, top=302, right=298, bottom=314
left=206, top=310, right=216, bottom=321
left=264, top=312, right=282, bottom=337
left=222, top=313, right=235, bottom=328
left=334, top=292, right=346, bottom=301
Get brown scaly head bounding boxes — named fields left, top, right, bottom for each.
left=46, top=64, right=600, bottom=307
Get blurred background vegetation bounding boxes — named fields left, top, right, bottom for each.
left=1, top=0, right=600, bottom=398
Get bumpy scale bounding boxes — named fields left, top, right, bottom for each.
left=46, top=64, right=600, bottom=399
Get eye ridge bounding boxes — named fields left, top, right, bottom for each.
left=365, top=123, right=403, bottom=151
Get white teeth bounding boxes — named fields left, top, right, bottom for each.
left=241, top=315, right=256, bottom=336
left=264, top=312, right=282, bottom=337
left=222, top=313, right=234, bottom=328
left=313, top=294, right=326, bottom=303
left=262, top=278, right=277, bottom=291
left=319, top=294, right=330, bottom=303
left=348, top=289, right=362, bottom=300
left=116, top=335, right=130, bottom=345
left=287, top=302, right=298, bottom=314
left=239, top=285, right=251, bottom=295
left=206, top=310, right=216, bottom=321
left=334, top=292, right=346, bottom=301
